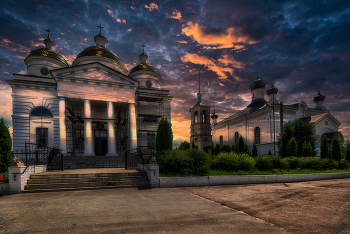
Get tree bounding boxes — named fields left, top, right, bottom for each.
left=238, top=136, right=245, bottom=154
left=156, top=118, right=173, bottom=153
left=267, top=149, right=272, bottom=156
left=252, top=143, right=257, bottom=156
left=179, top=141, right=190, bottom=150
left=191, top=141, right=196, bottom=149
left=231, top=144, right=238, bottom=153
left=220, top=144, right=231, bottom=153
left=0, top=118, right=12, bottom=172
left=215, top=144, right=221, bottom=156
left=320, top=135, right=329, bottom=159
left=331, top=137, right=341, bottom=161
left=277, top=119, right=318, bottom=157
left=302, top=141, right=313, bottom=157
left=211, top=141, right=215, bottom=156
left=287, top=137, right=298, bottom=157
left=345, top=140, right=350, bottom=161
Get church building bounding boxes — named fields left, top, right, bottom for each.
left=212, top=69, right=343, bottom=156
left=6, top=27, right=173, bottom=156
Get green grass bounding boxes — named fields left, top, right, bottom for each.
left=159, top=168, right=350, bottom=177
left=0, top=171, right=9, bottom=183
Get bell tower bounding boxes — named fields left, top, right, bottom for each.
left=190, top=66, right=212, bottom=153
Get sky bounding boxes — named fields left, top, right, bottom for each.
left=0, top=0, right=350, bottom=147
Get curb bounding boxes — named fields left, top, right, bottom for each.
left=159, top=172, right=350, bottom=187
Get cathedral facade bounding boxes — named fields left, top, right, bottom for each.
left=212, top=71, right=343, bottom=156
left=6, top=28, right=173, bottom=156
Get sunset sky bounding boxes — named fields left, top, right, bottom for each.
left=0, top=0, right=349, bottom=147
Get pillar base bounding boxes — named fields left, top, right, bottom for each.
left=83, top=153, right=95, bottom=156
left=105, top=153, right=119, bottom=156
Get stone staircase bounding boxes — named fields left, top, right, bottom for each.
left=23, top=170, right=150, bottom=193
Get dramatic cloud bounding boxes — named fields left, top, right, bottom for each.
left=169, top=8, right=182, bottom=21
left=144, top=3, right=158, bottom=11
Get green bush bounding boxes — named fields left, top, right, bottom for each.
left=255, top=156, right=287, bottom=170
left=302, top=142, right=313, bottom=157
left=212, top=152, right=255, bottom=171
left=320, top=135, right=329, bottom=159
left=157, top=149, right=210, bottom=175
left=179, top=141, right=190, bottom=150
left=287, top=137, right=298, bottom=157
left=332, top=137, right=341, bottom=161
left=345, top=141, right=350, bottom=161
left=252, top=144, right=257, bottom=156
left=156, top=118, right=173, bottom=152
left=238, top=136, right=245, bottom=154
left=215, top=144, right=221, bottom=156
left=220, top=144, right=231, bottom=153
left=1, top=171, right=9, bottom=183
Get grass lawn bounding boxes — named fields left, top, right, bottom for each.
left=0, top=171, right=9, bottom=183
left=159, top=168, right=350, bottom=177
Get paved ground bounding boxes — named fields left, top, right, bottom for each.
left=0, top=187, right=287, bottom=234
left=184, top=178, right=350, bottom=234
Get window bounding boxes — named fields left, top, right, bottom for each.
left=220, top=135, right=223, bottom=145
left=235, top=132, right=239, bottom=145
left=194, top=111, right=198, bottom=123
left=147, top=133, right=155, bottom=148
left=40, top=67, right=49, bottom=76
left=202, top=110, right=206, bottom=122
left=30, top=106, right=53, bottom=117
left=254, top=127, right=260, bottom=144
left=36, top=128, right=48, bottom=146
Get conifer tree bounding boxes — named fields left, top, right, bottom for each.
left=287, top=137, right=298, bottom=157
left=320, top=135, right=329, bottom=159
left=238, top=136, right=245, bottom=154
left=191, top=141, right=196, bottom=149
left=331, top=137, right=341, bottom=161
left=345, top=140, right=350, bottom=161
left=0, top=118, right=12, bottom=172
left=252, top=143, right=257, bottom=156
left=268, top=149, right=272, bottom=156
left=156, top=118, right=173, bottom=153
left=302, top=141, right=313, bottom=157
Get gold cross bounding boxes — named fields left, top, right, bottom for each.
left=141, top=44, right=146, bottom=53
left=97, top=24, right=103, bottom=34
left=45, top=28, right=51, bottom=38
left=270, top=73, right=274, bottom=85
left=255, top=68, right=258, bottom=77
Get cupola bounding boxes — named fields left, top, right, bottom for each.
left=250, top=68, right=266, bottom=103
left=313, top=82, right=326, bottom=110
left=266, top=73, right=279, bottom=104
left=211, top=105, right=218, bottom=125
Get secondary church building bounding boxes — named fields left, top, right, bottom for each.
left=212, top=71, right=343, bottom=156
left=6, top=28, right=173, bottom=156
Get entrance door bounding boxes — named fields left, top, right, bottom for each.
left=94, top=129, right=108, bottom=156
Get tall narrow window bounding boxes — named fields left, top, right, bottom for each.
left=194, top=111, right=198, bottom=123
left=254, top=127, right=260, bottom=144
left=36, top=128, right=48, bottom=146
left=220, top=135, right=223, bottom=145
left=235, top=132, right=239, bottom=145
left=202, top=110, right=206, bottom=122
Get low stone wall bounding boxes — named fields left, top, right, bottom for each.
left=137, top=164, right=159, bottom=187
left=159, top=172, right=350, bottom=188
left=0, top=183, right=10, bottom=195
left=8, top=165, right=47, bottom=194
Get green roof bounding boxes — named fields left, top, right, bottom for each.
left=129, top=63, right=159, bottom=76
left=75, top=46, right=128, bottom=74
left=26, top=48, right=68, bottom=66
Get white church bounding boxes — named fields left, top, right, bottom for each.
left=212, top=70, right=344, bottom=156
left=6, top=27, right=173, bottom=156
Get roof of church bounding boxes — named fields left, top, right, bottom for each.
left=25, top=48, right=68, bottom=66
left=222, top=100, right=267, bottom=122
left=129, top=63, right=160, bottom=76
left=75, top=46, right=128, bottom=74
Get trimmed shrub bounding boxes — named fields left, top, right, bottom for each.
left=345, top=141, right=350, bottom=161
left=332, top=137, right=341, bottom=161
left=287, top=137, right=298, bottom=157
left=179, top=141, right=190, bottom=150
left=156, top=118, right=173, bottom=152
left=252, top=144, right=257, bottom=156
left=212, top=152, right=255, bottom=171
left=302, top=142, right=313, bottom=157
left=186, top=149, right=211, bottom=174
left=320, top=135, right=329, bottom=159
left=221, top=144, right=231, bottom=153
left=238, top=136, right=245, bottom=154
left=256, top=156, right=287, bottom=171
left=231, top=144, right=238, bottom=153
left=0, top=118, right=12, bottom=172
left=215, top=144, right=221, bottom=156
left=267, top=149, right=272, bottom=156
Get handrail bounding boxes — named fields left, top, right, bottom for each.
left=12, top=158, right=36, bottom=181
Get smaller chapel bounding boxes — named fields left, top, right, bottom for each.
left=212, top=69, right=343, bottom=156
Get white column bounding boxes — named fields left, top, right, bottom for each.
left=106, top=101, right=118, bottom=156
left=58, top=96, right=67, bottom=154
left=83, top=100, right=94, bottom=156
left=128, top=103, right=137, bottom=151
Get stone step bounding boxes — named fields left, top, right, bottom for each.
left=24, top=180, right=150, bottom=190
left=22, top=184, right=151, bottom=193
left=27, top=177, right=149, bottom=184
left=30, top=172, right=146, bottom=179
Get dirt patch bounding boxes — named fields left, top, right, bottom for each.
left=183, top=178, right=350, bottom=234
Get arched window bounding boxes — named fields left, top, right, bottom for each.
left=235, top=132, right=239, bottom=145
left=30, top=106, right=53, bottom=117
left=254, top=127, right=260, bottom=144
left=220, top=135, right=223, bottom=145
left=202, top=110, right=206, bottom=123
left=194, top=111, right=198, bottom=123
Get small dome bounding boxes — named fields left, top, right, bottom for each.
left=267, top=86, right=278, bottom=95
left=129, top=63, right=160, bottom=76
left=94, top=33, right=108, bottom=47
left=73, top=46, right=128, bottom=74
left=250, top=77, right=266, bottom=91
left=313, top=92, right=326, bottom=102
left=25, top=48, right=68, bottom=67
left=211, top=113, right=218, bottom=119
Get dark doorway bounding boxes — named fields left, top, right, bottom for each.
left=94, top=129, right=108, bottom=156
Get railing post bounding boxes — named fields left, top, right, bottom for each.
left=25, top=141, right=28, bottom=166
left=125, top=150, right=127, bottom=169
left=61, top=149, right=64, bottom=171
left=36, top=150, right=39, bottom=165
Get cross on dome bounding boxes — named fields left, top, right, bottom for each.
left=45, top=28, right=51, bottom=38
left=97, top=24, right=103, bottom=34
left=270, top=73, right=274, bottom=86
left=255, top=68, right=258, bottom=77
left=141, top=44, right=146, bottom=53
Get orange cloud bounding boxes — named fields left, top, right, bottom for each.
left=122, top=19, right=126, bottom=24
left=181, top=21, right=258, bottom=49
left=176, top=40, right=188, bottom=44
left=107, top=9, right=115, bottom=18
left=127, top=29, right=132, bottom=32
left=169, top=9, right=182, bottom=21
left=117, top=18, right=121, bottom=23
left=181, top=53, right=244, bottom=80
left=144, top=3, right=158, bottom=11
left=131, top=6, right=135, bottom=9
